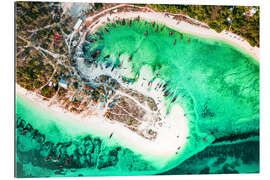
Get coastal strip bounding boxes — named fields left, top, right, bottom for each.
left=16, top=82, right=189, bottom=168
left=85, top=11, right=259, bottom=61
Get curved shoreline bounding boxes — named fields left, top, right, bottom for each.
left=85, top=11, right=259, bottom=61
left=16, top=77, right=189, bottom=169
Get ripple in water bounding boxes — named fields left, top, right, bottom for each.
left=16, top=19, right=259, bottom=177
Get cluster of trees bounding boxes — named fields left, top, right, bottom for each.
left=94, top=3, right=103, bottom=10
left=16, top=2, right=61, bottom=32
left=149, top=4, right=259, bottom=47
left=16, top=58, right=54, bottom=91
left=16, top=1, right=72, bottom=99
left=40, top=84, right=57, bottom=98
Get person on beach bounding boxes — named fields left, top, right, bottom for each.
left=109, top=133, right=113, bottom=138
left=122, top=19, right=126, bottom=25
left=161, top=26, right=164, bottom=31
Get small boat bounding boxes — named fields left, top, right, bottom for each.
left=45, top=156, right=52, bottom=161
left=98, top=36, right=103, bottom=40
left=188, top=39, right=190, bottom=43
left=180, top=34, right=183, bottom=40
left=169, top=32, right=172, bottom=37
left=174, top=40, right=176, bottom=46
left=155, top=27, right=158, bottom=32
left=164, top=93, right=170, bottom=97
left=152, top=22, right=155, bottom=28
left=105, top=62, right=111, bottom=68
left=145, top=31, right=148, bottom=37
left=95, top=32, right=102, bottom=36
left=56, top=165, right=63, bottom=169
left=172, top=96, right=177, bottom=103
left=164, top=90, right=170, bottom=96
left=21, top=129, right=27, bottom=134
left=111, top=66, right=115, bottom=72
left=109, top=133, right=113, bottom=139
left=203, top=136, right=207, bottom=142
left=128, top=55, right=132, bottom=62
left=128, top=20, right=131, bottom=27
left=163, top=82, right=168, bottom=88
left=65, top=155, right=73, bottom=165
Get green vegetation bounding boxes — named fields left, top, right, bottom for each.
left=149, top=5, right=259, bottom=47
left=16, top=2, right=75, bottom=98
left=16, top=53, right=54, bottom=91
left=94, top=3, right=103, bottom=10
left=40, top=85, right=57, bottom=98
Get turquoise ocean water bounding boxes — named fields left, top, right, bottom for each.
left=16, top=19, right=259, bottom=177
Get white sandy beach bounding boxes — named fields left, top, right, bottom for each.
left=86, top=11, right=259, bottom=61
left=16, top=83, right=189, bottom=168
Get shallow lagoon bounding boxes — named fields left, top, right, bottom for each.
left=16, top=19, right=259, bottom=177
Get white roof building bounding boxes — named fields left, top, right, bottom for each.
left=59, top=79, right=68, bottom=89
left=168, top=15, right=174, bottom=19
left=226, top=17, right=232, bottom=23
left=72, top=40, right=78, bottom=47
left=250, top=7, right=258, bottom=16
left=73, top=19, right=83, bottom=30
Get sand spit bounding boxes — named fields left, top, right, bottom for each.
left=16, top=81, right=189, bottom=168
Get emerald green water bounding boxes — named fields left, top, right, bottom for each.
left=16, top=19, right=259, bottom=177
left=16, top=95, right=158, bottom=177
